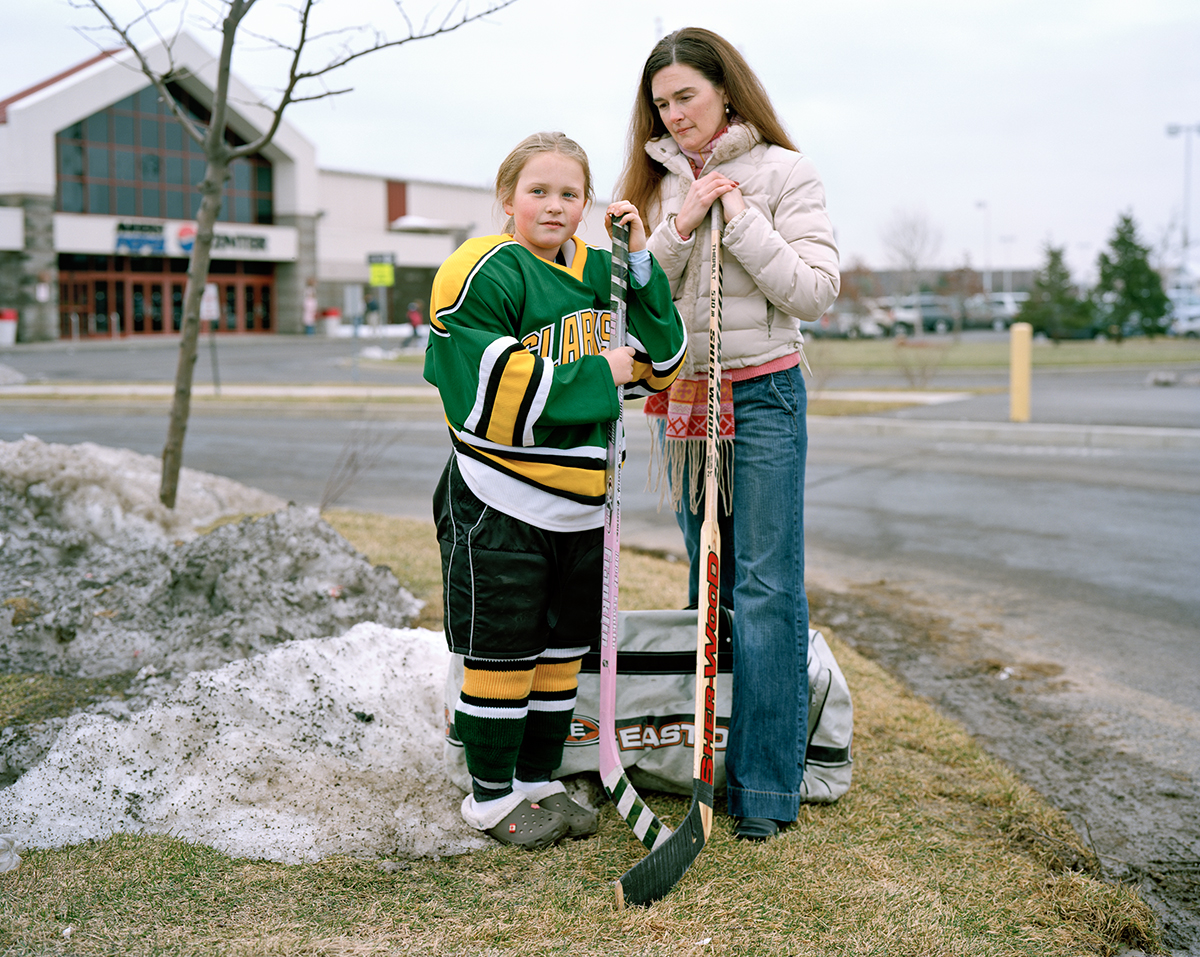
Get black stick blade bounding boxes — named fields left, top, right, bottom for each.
left=613, top=779, right=714, bottom=908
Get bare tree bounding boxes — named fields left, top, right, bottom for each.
left=881, top=209, right=942, bottom=335
left=77, top=0, right=517, bottom=508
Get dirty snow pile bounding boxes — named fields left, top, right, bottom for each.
left=0, top=623, right=488, bottom=862
left=0, top=437, right=492, bottom=862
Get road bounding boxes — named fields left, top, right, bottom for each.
left=2, top=334, right=1199, bottom=949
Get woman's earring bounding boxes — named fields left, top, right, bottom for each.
left=725, top=103, right=732, bottom=117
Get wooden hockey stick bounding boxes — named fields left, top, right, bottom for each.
left=599, top=219, right=674, bottom=871
left=607, top=204, right=725, bottom=909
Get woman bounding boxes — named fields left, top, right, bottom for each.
left=618, top=27, right=840, bottom=841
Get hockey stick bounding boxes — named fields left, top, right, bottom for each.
left=598, top=219, right=675, bottom=875
left=607, top=204, right=725, bottom=909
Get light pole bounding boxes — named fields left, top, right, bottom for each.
left=975, top=200, right=992, bottom=295
left=999, top=235, right=1017, bottom=295
left=1166, top=123, right=1200, bottom=278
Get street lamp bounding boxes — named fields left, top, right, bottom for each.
left=975, top=200, right=991, bottom=295
left=998, top=235, right=1017, bottom=295
left=1166, top=123, right=1200, bottom=278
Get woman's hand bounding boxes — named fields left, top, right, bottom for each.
left=606, top=201, right=648, bottom=252
left=675, top=171, right=741, bottom=239
left=601, top=345, right=636, bottom=386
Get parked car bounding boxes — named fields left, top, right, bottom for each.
left=965, top=292, right=1030, bottom=330
left=874, top=294, right=956, bottom=335
left=799, top=309, right=884, bottom=339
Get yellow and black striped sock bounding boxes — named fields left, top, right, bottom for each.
left=456, top=658, right=536, bottom=802
left=516, top=653, right=584, bottom=783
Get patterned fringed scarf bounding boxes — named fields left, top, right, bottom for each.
left=644, top=120, right=751, bottom=513
left=644, top=374, right=735, bottom=513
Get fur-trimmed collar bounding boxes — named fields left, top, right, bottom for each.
left=644, top=122, right=764, bottom=177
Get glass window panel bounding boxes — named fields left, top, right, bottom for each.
left=189, top=192, right=202, bottom=218
left=165, top=155, right=183, bottom=184
left=189, top=158, right=205, bottom=185
left=138, top=86, right=158, bottom=112
left=233, top=161, right=251, bottom=191
left=218, top=193, right=228, bottom=222
left=164, top=122, right=183, bottom=151
left=113, top=114, right=135, bottom=146
left=261, top=285, right=271, bottom=330
left=59, top=141, right=84, bottom=177
left=141, top=154, right=160, bottom=182
left=132, top=284, right=145, bottom=332
left=60, top=181, right=84, bottom=213
left=245, top=285, right=256, bottom=330
left=234, top=194, right=250, bottom=223
left=224, top=284, right=237, bottom=330
left=115, top=95, right=136, bottom=111
left=116, top=186, right=136, bottom=215
left=172, top=283, right=184, bottom=331
left=255, top=164, right=272, bottom=193
left=88, top=183, right=109, bottom=214
left=86, top=113, right=107, bottom=142
left=114, top=150, right=136, bottom=181
left=256, top=198, right=273, bottom=224
left=151, top=284, right=163, bottom=332
left=140, top=118, right=159, bottom=149
left=142, top=189, right=160, bottom=218
left=166, top=190, right=185, bottom=219
left=88, top=146, right=109, bottom=178
left=62, top=121, right=83, bottom=140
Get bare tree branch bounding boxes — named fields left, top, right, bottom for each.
left=72, top=0, right=523, bottom=507
left=74, top=0, right=209, bottom=148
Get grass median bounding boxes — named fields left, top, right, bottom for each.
left=1, top=510, right=1162, bottom=956
left=802, top=334, right=1200, bottom=372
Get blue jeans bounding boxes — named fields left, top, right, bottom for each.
left=669, top=364, right=809, bottom=822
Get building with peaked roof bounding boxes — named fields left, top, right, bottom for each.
left=0, top=35, right=611, bottom=343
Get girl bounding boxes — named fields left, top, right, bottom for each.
left=618, top=29, right=840, bottom=841
left=424, top=132, right=687, bottom=849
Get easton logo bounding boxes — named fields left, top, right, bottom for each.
left=565, top=716, right=600, bottom=744
left=565, top=714, right=728, bottom=751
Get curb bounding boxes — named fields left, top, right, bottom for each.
left=807, top=415, right=1200, bottom=450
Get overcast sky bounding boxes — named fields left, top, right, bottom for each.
left=4, top=0, right=1199, bottom=282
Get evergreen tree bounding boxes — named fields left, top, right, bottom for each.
left=1093, top=213, right=1170, bottom=340
left=1016, top=245, right=1093, bottom=341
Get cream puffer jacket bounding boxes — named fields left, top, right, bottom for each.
left=644, top=123, right=840, bottom=376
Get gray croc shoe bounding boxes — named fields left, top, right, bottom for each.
left=533, top=793, right=600, bottom=839
left=485, top=799, right=569, bottom=850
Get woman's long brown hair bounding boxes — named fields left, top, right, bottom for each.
left=615, top=27, right=798, bottom=227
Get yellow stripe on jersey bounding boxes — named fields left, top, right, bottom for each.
left=462, top=665, right=536, bottom=702
left=470, top=445, right=605, bottom=501
left=429, top=236, right=515, bottom=332
left=485, top=348, right=539, bottom=446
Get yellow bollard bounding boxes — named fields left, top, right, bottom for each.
left=1009, top=321, right=1032, bottom=423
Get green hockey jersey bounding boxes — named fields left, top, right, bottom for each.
left=425, top=235, right=686, bottom=527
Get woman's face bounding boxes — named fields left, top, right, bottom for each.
left=650, top=62, right=728, bottom=154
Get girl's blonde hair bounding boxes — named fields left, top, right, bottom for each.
left=616, top=27, right=798, bottom=227
left=496, top=132, right=595, bottom=234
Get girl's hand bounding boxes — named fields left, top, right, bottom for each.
left=601, top=345, right=636, bottom=386
left=606, top=201, right=648, bottom=252
left=675, top=171, right=741, bottom=239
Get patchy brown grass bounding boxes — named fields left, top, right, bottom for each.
left=0, top=510, right=1163, bottom=956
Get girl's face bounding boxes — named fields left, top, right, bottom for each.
left=503, top=151, right=588, bottom=261
left=650, top=62, right=728, bottom=154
